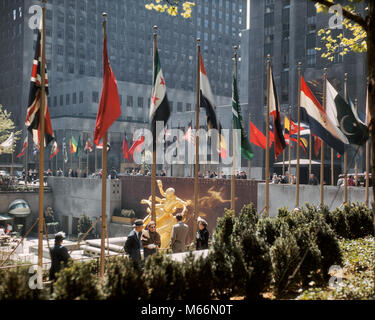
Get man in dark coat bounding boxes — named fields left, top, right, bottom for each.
left=49, top=232, right=71, bottom=283
left=124, top=219, right=144, bottom=265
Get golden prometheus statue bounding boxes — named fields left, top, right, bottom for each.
left=141, top=180, right=192, bottom=248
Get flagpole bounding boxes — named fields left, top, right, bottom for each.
left=265, top=55, right=271, bottom=217
left=331, top=148, right=334, bottom=185
left=354, top=98, right=359, bottom=185
left=309, top=134, right=312, bottom=176
left=344, top=73, right=348, bottom=204
left=11, top=151, right=14, bottom=176
left=62, top=141, right=65, bottom=175
left=79, top=132, right=82, bottom=177
left=248, top=113, right=251, bottom=179
left=296, top=62, right=302, bottom=209
left=151, top=26, right=158, bottom=224
left=87, top=139, right=89, bottom=177
left=366, top=80, right=370, bottom=207
left=193, top=38, right=201, bottom=236
left=70, top=130, right=72, bottom=171
left=320, top=68, right=327, bottom=206
left=231, top=46, right=238, bottom=213
left=288, top=105, right=292, bottom=183
left=37, top=0, right=47, bottom=274
left=25, top=135, right=28, bottom=185
left=100, top=12, right=108, bottom=279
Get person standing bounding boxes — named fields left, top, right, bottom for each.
left=141, top=221, right=161, bottom=260
left=49, top=232, right=71, bottom=284
left=124, top=219, right=144, bottom=265
left=196, top=217, right=209, bottom=250
left=170, top=214, right=189, bottom=254
left=308, top=173, right=318, bottom=185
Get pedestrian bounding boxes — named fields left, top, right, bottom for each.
left=308, top=173, right=318, bottom=185
left=124, top=219, right=144, bottom=265
left=141, top=221, right=161, bottom=260
left=5, top=223, right=12, bottom=235
left=170, top=213, right=189, bottom=254
left=196, top=217, right=209, bottom=250
left=49, top=232, right=71, bottom=292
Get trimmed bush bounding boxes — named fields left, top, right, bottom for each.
left=53, top=260, right=103, bottom=300
left=77, top=214, right=93, bottom=235
left=180, top=253, right=213, bottom=300
left=232, top=205, right=272, bottom=299
left=209, top=210, right=246, bottom=299
left=270, top=226, right=300, bottom=297
left=104, top=256, right=146, bottom=300
left=143, top=252, right=184, bottom=300
left=257, top=217, right=281, bottom=246
left=328, top=203, right=374, bottom=239
left=0, top=266, right=47, bottom=300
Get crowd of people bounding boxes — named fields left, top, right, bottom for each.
left=48, top=215, right=209, bottom=290
left=124, top=214, right=209, bottom=266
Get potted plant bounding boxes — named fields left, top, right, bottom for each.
left=111, top=209, right=136, bottom=224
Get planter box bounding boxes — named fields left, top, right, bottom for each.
left=111, top=216, right=136, bottom=225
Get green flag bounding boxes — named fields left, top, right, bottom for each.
left=232, top=70, right=254, bottom=160
left=75, top=136, right=83, bottom=158
left=326, top=80, right=369, bottom=146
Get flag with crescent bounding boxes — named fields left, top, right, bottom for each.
left=326, top=80, right=369, bottom=146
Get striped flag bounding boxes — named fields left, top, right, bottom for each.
left=300, top=76, right=347, bottom=154
left=17, top=136, right=28, bottom=158
left=269, top=66, right=286, bottom=158
left=149, top=50, right=170, bottom=143
left=84, top=139, right=93, bottom=153
left=70, top=137, right=77, bottom=154
left=25, top=22, right=54, bottom=148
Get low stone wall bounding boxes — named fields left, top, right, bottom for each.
left=257, top=183, right=372, bottom=217
left=47, top=177, right=122, bottom=235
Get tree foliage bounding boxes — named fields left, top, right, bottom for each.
left=145, top=0, right=195, bottom=18
left=0, top=104, right=21, bottom=154
left=312, top=0, right=368, bottom=60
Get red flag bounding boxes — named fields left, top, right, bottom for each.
left=129, top=136, right=145, bottom=156
left=250, top=122, right=273, bottom=149
left=314, top=136, right=322, bottom=157
left=17, top=137, right=28, bottom=158
left=94, top=34, right=121, bottom=145
left=123, top=138, right=130, bottom=160
left=49, top=141, right=59, bottom=159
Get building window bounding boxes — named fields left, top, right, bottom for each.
left=54, top=96, right=57, bottom=107
left=60, top=95, right=64, bottom=106
left=66, top=94, right=70, bottom=105
left=138, top=97, right=144, bottom=108
left=307, top=48, right=316, bottom=66
left=79, top=92, right=84, bottom=104
left=186, top=103, right=192, bottom=112
left=73, top=93, right=77, bottom=104
left=177, top=102, right=183, bottom=112
left=92, top=91, right=99, bottom=103
left=127, top=95, right=133, bottom=107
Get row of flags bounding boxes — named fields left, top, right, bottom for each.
left=6, top=17, right=369, bottom=170
left=248, top=67, right=369, bottom=160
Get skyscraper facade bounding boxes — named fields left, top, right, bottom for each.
left=240, top=0, right=367, bottom=179
left=0, top=0, right=246, bottom=171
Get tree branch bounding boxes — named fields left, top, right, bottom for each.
left=311, top=0, right=368, bottom=31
